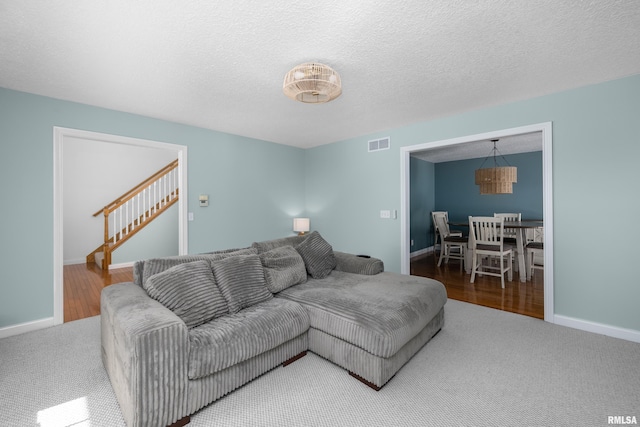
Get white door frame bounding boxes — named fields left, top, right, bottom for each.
left=399, top=122, right=554, bottom=322
left=53, top=127, right=188, bottom=325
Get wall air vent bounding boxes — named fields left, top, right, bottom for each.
left=368, top=137, right=390, bottom=152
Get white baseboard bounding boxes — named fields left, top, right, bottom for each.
left=554, top=314, right=640, bottom=343
left=0, top=317, right=54, bottom=339
left=63, top=260, right=135, bottom=269
left=410, top=246, right=434, bottom=258
left=109, top=261, right=135, bottom=269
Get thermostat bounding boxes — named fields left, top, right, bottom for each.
left=199, top=194, right=209, bottom=207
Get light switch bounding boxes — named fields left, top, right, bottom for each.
left=188, top=212, right=194, bottom=221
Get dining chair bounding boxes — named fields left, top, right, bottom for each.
left=431, top=211, right=462, bottom=260
left=434, top=212, right=467, bottom=271
left=469, top=216, right=513, bottom=288
left=493, top=213, right=521, bottom=244
left=525, top=226, right=544, bottom=277
left=525, top=242, right=544, bottom=277
left=494, top=212, right=522, bottom=272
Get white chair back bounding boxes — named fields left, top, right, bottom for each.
left=469, top=216, right=513, bottom=288
left=433, top=212, right=452, bottom=238
left=469, top=216, right=505, bottom=250
left=432, top=211, right=448, bottom=234
left=494, top=213, right=521, bottom=239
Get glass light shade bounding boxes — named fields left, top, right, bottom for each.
left=293, top=218, right=310, bottom=235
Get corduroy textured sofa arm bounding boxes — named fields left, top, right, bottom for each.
left=333, top=251, right=384, bottom=275
left=101, top=283, right=189, bottom=427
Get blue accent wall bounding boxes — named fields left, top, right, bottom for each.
left=435, top=151, right=543, bottom=223
left=410, top=151, right=542, bottom=252
left=409, top=157, right=435, bottom=250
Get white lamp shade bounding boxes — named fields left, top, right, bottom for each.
left=293, top=218, right=310, bottom=233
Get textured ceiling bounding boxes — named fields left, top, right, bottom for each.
left=1, top=1, right=639, bottom=149
left=411, top=132, right=542, bottom=163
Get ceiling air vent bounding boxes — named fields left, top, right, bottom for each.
left=368, top=137, right=390, bottom=152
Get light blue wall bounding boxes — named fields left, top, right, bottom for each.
left=409, top=157, right=435, bottom=251
left=112, top=204, right=179, bottom=264
left=305, top=138, right=400, bottom=262
left=0, top=87, right=305, bottom=328
left=306, top=74, right=640, bottom=332
left=2, top=74, right=640, bottom=334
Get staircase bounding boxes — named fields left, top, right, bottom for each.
left=87, top=159, right=180, bottom=270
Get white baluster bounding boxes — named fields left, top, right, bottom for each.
left=133, top=194, right=138, bottom=230
left=163, top=174, right=167, bottom=206
left=173, top=168, right=177, bottom=198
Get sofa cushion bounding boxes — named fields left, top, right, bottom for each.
left=187, top=298, right=310, bottom=379
left=259, top=246, right=307, bottom=293
left=143, top=260, right=228, bottom=328
left=334, top=251, right=384, bottom=275
left=295, top=231, right=337, bottom=279
left=251, top=235, right=306, bottom=254
left=212, top=254, right=273, bottom=314
left=138, top=248, right=257, bottom=287
left=277, top=270, right=447, bottom=358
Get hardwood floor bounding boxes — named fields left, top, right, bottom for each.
left=64, top=263, right=133, bottom=322
left=64, top=254, right=543, bottom=323
left=411, top=252, right=544, bottom=319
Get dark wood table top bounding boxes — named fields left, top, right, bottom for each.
left=450, top=220, right=543, bottom=228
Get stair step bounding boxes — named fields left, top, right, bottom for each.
left=95, top=251, right=104, bottom=270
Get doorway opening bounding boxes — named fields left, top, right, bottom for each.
left=53, top=127, right=189, bottom=325
left=400, top=122, right=554, bottom=322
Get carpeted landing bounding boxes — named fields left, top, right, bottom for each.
left=1, top=299, right=639, bottom=426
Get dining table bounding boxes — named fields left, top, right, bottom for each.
left=449, top=219, right=543, bottom=282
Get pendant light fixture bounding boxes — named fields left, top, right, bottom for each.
left=474, top=139, right=517, bottom=194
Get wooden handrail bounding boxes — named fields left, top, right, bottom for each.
left=92, top=159, right=179, bottom=217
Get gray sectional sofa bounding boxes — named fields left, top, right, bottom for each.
left=101, top=232, right=447, bottom=427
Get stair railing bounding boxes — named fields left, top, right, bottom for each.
left=87, top=159, right=180, bottom=269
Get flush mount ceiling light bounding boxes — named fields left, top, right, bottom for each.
left=283, top=62, right=342, bottom=104
left=475, top=139, right=518, bottom=195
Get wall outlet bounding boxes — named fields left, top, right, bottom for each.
left=380, top=210, right=391, bottom=219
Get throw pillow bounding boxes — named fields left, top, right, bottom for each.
left=259, top=246, right=307, bottom=293
left=143, top=260, right=228, bottom=328
left=211, top=254, right=273, bottom=314
left=295, top=231, right=337, bottom=279
left=251, top=235, right=306, bottom=254
left=140, top=248, right=257, bottom=286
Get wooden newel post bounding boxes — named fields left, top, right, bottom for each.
left=103, top=207, right=110, bottom=245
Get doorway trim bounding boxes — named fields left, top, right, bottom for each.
left=53, top=127, right=189, bottom=325
left=399, top=122, right=553, bottom=322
